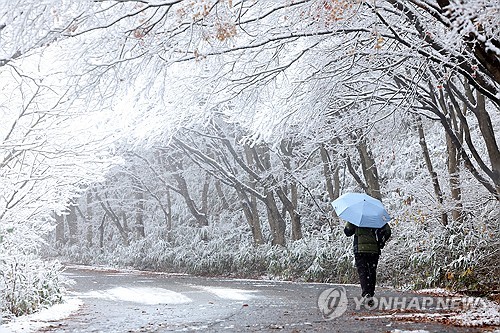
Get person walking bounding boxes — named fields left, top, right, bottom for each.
left=344, top=222, right=391, bottom=306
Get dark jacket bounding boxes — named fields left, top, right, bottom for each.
left=344, top=222, right=392, bottom=254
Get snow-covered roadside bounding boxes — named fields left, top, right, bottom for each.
left=416, top=288, right=500, bottom=327
left=359, top=288, right=500, bottom=328
left=0, top=297, right=83, bottom=333
left=450, top=297, right=500, bottom=327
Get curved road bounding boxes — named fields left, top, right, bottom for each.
left=38, top=266, right=491, bottom=332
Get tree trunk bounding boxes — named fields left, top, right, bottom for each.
left=276, top=186, right=302, bottom=241
left=356, top=137, right=382, bottom=200
left=279, top=140, right=302, bottom=240
left=98, top=214, right=106, bottom=253
left=265, top=191, right=286, bottom=246
left=345, top=152, right=368, bottom=193
left=416, top=116, right=449, bottom=225
left=173, top=172, right=209, bottom=226
left=66, top=203, right=78, bottom=245
left=133, top=178, right=146, bottom=238
left=94, top=189, right=129, bottom=245
left=443, top=91, right=464, bottom=222
left=122, top=211, right=129, bottom=233
left=249, top=192, right=263, bottom=243
left=320, top=143, right=336, bottom=201
left=252, top=144, right=286, bottom=246
left=440, top=81, right=500, bottom=199
left=243, top=145, right=264, bottom=244
left=54, top=213, right=65, bottom=245
left=321, top=142, right=340, bottom=226
left=290, top=182, right=302, bottom=240
left=86, top=191, right=93, bottom=247
left=215, top=179, right=230, bottom=210
left=446, top=128, right=462, bottom=222
left=473, top=91, right=500, bottom=194
left=166, top=188, right=172, bottom=232
left=201, top=173, right=211, bottom=216
left=237, top=186, right=264, bottom=245
left=446, top=130, right=463, bottom=222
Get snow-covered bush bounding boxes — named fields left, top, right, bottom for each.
left=378, top=201, right=500, bottom=291
left=55, top=192, right=499, bottom=296
left=1, top=255, right=64, bottom=317
left=57, top=219, right=359, bottom=283
left=0, top=224, right=65, bottom=317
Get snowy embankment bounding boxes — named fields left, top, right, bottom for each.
left=0, top=298, right=82, bottom=333
left=361, top=288, right=500, bottom=328
left=415, top=289, right=500, bottom=327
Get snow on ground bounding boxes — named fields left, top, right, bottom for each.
left=0, top=297, right=83, bottom=333
left=415, top=288, right=500, bottom=327
left=198, top=286, right=260, bottom=301
left=416, top=288, right=459, bottom=297
left=452, top=297, right=500, bottom=327
left=77, top=286, right=192, bottom=305
left=359, top=297, right=500, bottom=327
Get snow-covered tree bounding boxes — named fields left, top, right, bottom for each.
left=1, top=7, right=118, bottom=313
left=24, top=0, right=494, bottom=198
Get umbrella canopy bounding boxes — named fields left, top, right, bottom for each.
left=331, top=193, right=391, bottom=228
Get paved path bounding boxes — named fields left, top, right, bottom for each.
left=37, top=266, right=492, bottom=332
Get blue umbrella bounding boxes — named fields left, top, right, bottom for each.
left=331, top=193, right=391, bottom=228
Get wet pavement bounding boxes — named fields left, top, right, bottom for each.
left=38, top=266, right=494, bottom=332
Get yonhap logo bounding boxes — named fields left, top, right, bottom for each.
left=317, top=286, right=348, bottom=320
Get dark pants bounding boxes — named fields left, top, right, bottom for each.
left=354, top=253, right=380, bottom=297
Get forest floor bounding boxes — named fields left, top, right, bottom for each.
left=2, top=265, right=499, bottom=333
